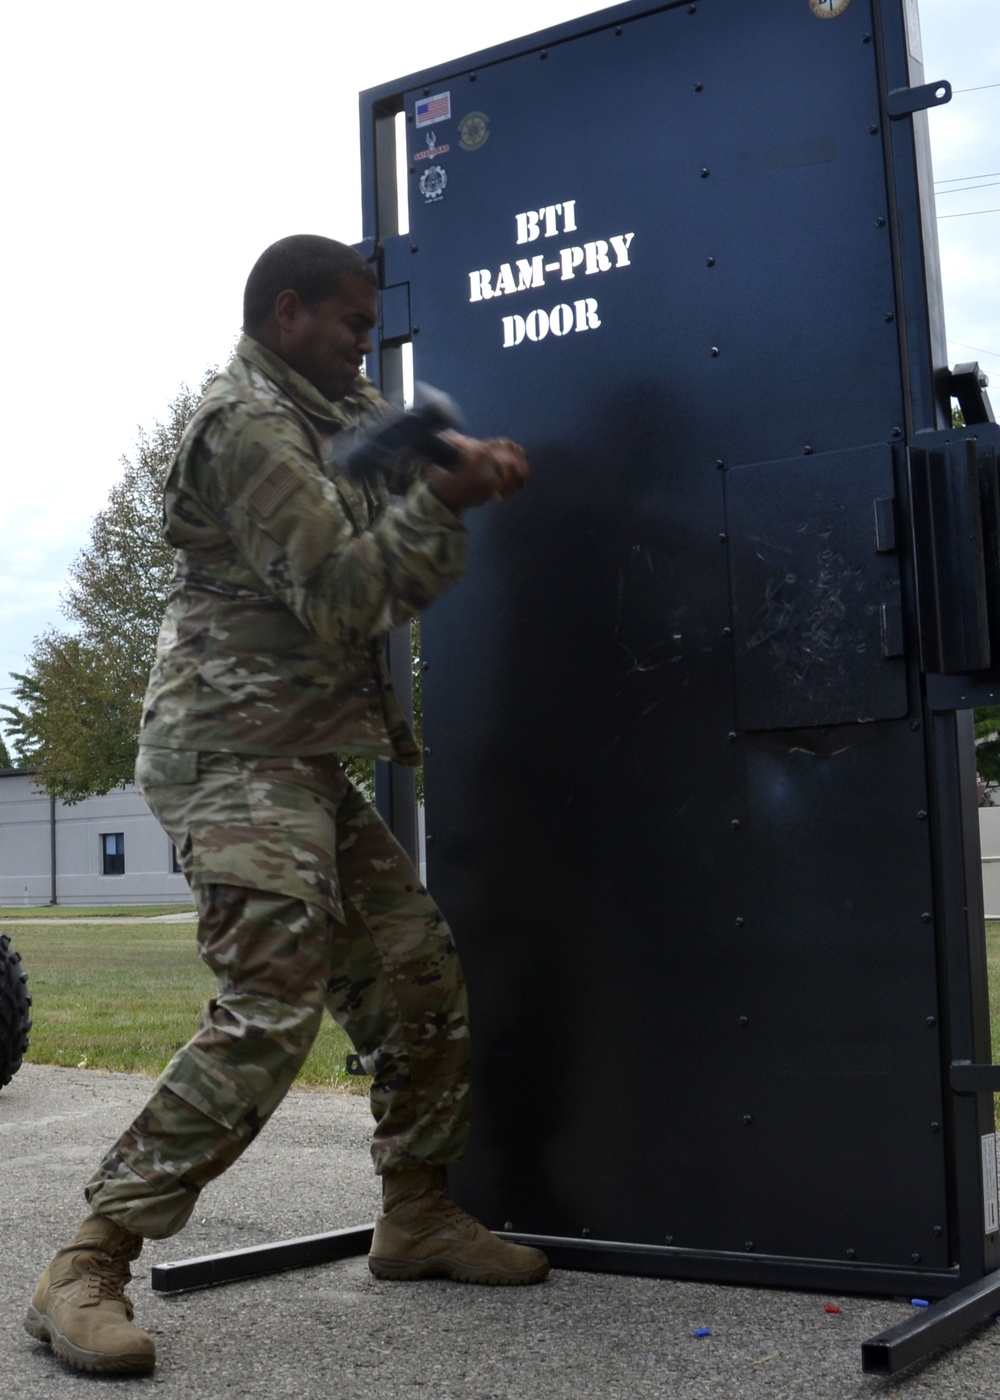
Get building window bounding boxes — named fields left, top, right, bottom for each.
left=171, top=843, right=182, bottom=874
left=101, top=832, right=125, bottom=876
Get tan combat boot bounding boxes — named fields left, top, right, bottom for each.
left=369, top=1166, right=550, bottom=1285
left=24, top=1213, right=155, bottom=1374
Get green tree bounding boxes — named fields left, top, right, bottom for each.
left=0, top=731, right=12, bottom=769
left=2, top=383, right=205, bottom=801
left=976, top=707, right=1000, bottom=804
left=1, top=374, right=416, bottom=805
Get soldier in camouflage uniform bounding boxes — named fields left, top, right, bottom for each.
left=26, top=235, right=548, bottom=1377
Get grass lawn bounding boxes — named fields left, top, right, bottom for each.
left=0, top=904, right=193, bottom=919
left=7, top=917, right=364, bottom=1093
left=7, top=909, right=1000, bottom=1103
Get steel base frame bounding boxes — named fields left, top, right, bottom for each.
left=151, top=1226, right=1000, bottom=1373
left=150, top=1224, right=373, bottom=1294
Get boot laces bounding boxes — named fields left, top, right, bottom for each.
left=84, top=1253, right=131, bottom=1304
left=428, top=1190, right=479, bottom=1233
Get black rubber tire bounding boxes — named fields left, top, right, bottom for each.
left=0, top=933, right=32, bottom=1089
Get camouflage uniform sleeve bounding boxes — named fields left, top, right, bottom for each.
left=201, top=406, right=467, bottom=646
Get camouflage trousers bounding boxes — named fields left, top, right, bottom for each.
left=84, top=748, right=470, bottom=1239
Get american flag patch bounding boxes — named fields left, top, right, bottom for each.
left=247, top=461, right=302, bottom=519
left=415, top=92, right=451, bottom=127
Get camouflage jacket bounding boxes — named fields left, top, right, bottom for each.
left=138, top=335, right=467, bottom=761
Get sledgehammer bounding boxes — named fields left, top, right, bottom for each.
left=343, top=383, right=463, bottom=479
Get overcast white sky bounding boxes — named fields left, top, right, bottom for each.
left=1, top=0, right=997, bottom=737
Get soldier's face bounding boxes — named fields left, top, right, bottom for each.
left=281, top=275, right=378, bottom=401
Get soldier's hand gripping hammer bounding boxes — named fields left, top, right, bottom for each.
left=343, top=383, right=464, bottom=479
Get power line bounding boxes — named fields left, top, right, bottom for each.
left=937, top=181, right=1000, bottom=196
left=948, top=339, right=1000, bottom=364
left=936, top=172, right=1000, bottom=185
left=946, top=337, right=997, bottom=361
left=938, top=207, right=1000, bottom=219
left=951, top=82, right=1000, bottom=95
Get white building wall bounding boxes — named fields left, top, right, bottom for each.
left=0, top=773, right=52, bottom=905
left=0, top=770, right=191, bottom=907
left=2, top=763, right=999, bottom=914
left=980, top=806, right=1000, bottom=919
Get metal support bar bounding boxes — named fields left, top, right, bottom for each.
left=497, top=1233, right=957, bottom=1298
left=951, top=362, right=997, bottom=427
left=150, top=1224, right=374, bottom=1294
left=886, top=80, right=952, bottom=119
left=861, top=1267, right=1000, bottom=1374
left=374, top=625, right=419, bottom=864
left=951, top=1061, right=1000, bottom=1095
left=151, top=1221, right=959, bottom=1301
left=926, top=675, right=1000, bottom=711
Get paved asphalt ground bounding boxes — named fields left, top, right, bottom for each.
left=4, top=1062, right=1000, bottom=1399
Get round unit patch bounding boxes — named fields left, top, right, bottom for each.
left=459, top=111, right=490, bottom=151
left=809, top=0, right=851, bottom=16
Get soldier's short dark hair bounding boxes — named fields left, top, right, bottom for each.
left=243, top=235, right=377, bottom=333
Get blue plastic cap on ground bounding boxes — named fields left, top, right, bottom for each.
left=911, top=1298, right=930, bottom=1309
left=693, top=1328, right=712, bottom=1338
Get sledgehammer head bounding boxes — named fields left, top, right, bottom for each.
left=343, top=382, right=465, bottom=479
